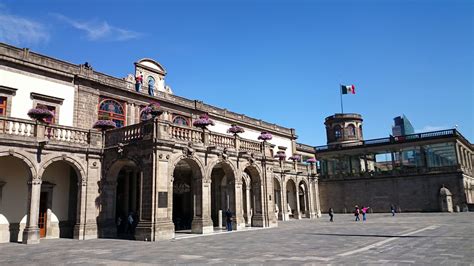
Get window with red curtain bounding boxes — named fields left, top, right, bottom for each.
left=0, top=97, right=6, bottom=116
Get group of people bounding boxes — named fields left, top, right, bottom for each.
left=328, top=205, right=397, bottom=222
left=116, top=211, right=138, bottom=239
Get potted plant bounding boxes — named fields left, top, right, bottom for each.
left=288, top=154, right=301, bottom=162
left=27, top=104, right=54, bottom=123
left=193, top=114, right=215, bottom=129
left=274, top=151, right=286, bottom=160
left=93, top=115, right=117, bottom=131
left=258, top=131, right=272, bottom=141
left=306, top=157, right=317, bottom=164
left=227, top=124, right=245, bottom=136
left=142, top=102, right=163, bottom=118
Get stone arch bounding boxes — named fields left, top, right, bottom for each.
left=38, top=154, right=86, bottom=183
left=297, top=179, right=310, bottom=218
left=37, top=154, right=86, bottom=239
left=0, top=150, right=36, bottom=243
left=169, top=154, right=206, bottom=181
left=273, top=175, right=283, bottom=221
left=99, top=158, right=142, bottom=239
left=206, top=158, right=239, bottom=181
left=242, top=164, right=264, bottom=226
left=285, top=178, right=298, bottom=219
left=0, top=149, right=36, bottom=180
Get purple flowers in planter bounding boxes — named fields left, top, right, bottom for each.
left=93, top=120, right=117, bottom=131
left=193, top=114, right=215, bottom=129
left=227, top=124, right=245, bottom=135
left=258, top=131, right=272, bottom=141
left=306, top=157, right=317, bottom=164
left=289, top=154, right=301, bottom=162
left=142, top=103, right=162, bottom=118
left=27, top=106, right=54, bottom=122
left=274, top=151, right=286, bottom=160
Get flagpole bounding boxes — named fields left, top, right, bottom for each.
left=340, top=84, right=344, bottom=114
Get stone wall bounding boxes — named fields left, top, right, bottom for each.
left=319, top=172, right=466, bottom=213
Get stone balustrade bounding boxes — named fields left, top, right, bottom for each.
left=240, top=138, right=262, bottom=153
left=44, top=124, right=90, bottom=145
left=105, top=122, right=147, bottom=147
left=208, top=132, right=234, bottom=149
left=0, top=117, right=36, bottom=137
left=0, top=116, right=101, bottom=148
left=169, top=124, right=204, bottom=144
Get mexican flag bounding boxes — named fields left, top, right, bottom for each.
left=341, top=84, right=356, bottom=94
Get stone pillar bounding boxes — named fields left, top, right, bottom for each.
left=281, top=178, right=289, bottom=221
left=73, top=178, right=87, bottom=240
left=251, top=183, right=264, bottom=227
left=314, top=178, right=322, bottom=217
left=191, top=179, right=213, bottom=234
left=22, top=178, right=41, bottom=244
left=245, top=187, right=251, bottom=226
left=295, top=185, right=302, bottom=219
left=75, top=157, right=100, bottom=240
left=234, top=181, right=245, bottom=230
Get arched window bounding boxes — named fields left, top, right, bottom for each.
left=334, top=125, right=342, bottom=139
left=98, top=99, right=125, bottom=127
left=147, top=76, right=155, bottom=95
left=347, top=124, right=356, bottom=137
left=173, top=116, right=189, bottom=126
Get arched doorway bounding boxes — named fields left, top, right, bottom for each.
left=286, top=179, right=297, bottom=219
left=115, top=167, right=140, bottom=239
left=210, top=162, right=236, bottom=229
left=40, top=161, right=80, bottom=239
left=298, top=181, right=309, bottom=218
left=244, top=166, right=263, bottom=227
left=172, top=158, right=202, bottom=233
left=273, top=177, right=282, bottom=221
left=101, top=159, right=141, bottom=239
left=0, top=156, right=31, bottom=243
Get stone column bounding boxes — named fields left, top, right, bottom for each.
left=191, top=179, right=213, bottom=234
left=314, top=178, right=322, bottom=217
left=281, top=178, right=289, bottom=221
left=234, top=181, right=245, bottom=230
left=22, top=178, right=41, bottom=244
left=245, top=187, right=251, bottom=226
left=295, top=185, right=302, bottom=219
left=73, top=178, right=87, bottom=240
left=251, top=183, right=264, bottom=227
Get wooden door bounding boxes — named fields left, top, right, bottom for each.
left=38, top=192, right=48, bottom=238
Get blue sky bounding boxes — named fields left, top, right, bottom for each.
left=1, top=0, right=472, bottom=145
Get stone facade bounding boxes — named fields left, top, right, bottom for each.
left=0, top=43, right=320, bottom=244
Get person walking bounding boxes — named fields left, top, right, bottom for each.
left=390, top=204, right=396, bottom=216
left=225, top=209, right=233, bottom=231
left=328, top=208, right=334, bottom=222
left=362, top=206, right=369, bottom=221
left=354, top=206, right=360, bottom=221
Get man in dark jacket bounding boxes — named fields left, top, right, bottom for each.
left=225, top=209, right=233, bottom=231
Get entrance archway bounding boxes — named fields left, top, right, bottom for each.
left=286, top=179, right=297, bottom=219
left=273, top=177, right=282, bottom=221
left=172, top=158, right=202, bottom=232
left=244, top=166, right=263, bottom=227
left=210, top=162, right=236, bottom=229
left=298, top=181, right=309, bottom=218
left=0, top=156, right=32, bottom=243
left=40, top=161, right=80, bottom=239
left=101, top=159, right=141, bottom=239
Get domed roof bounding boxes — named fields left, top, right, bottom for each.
left=439, top=186, right=452, bottom=196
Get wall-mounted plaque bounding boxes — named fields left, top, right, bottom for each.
left=158, top=192, right=168, bottom=208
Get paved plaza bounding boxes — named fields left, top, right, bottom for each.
left=0, top=213, right=472, bottom=265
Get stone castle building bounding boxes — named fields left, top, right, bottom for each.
left=0, top=43, right=321, bottom=244
left=316, top=113, right=473, bottom=213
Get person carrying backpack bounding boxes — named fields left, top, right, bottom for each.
left=354, top=206, right=360, bottom=221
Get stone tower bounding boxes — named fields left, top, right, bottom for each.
left=324, top=113, right=363, bottom=147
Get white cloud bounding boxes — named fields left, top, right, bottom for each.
left=417, top=125, right=449, bottom=133
left=52, top=14, right=141, bottom=41
left=0, top=12, right=49, bottom=45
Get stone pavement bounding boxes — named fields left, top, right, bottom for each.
left=0, top=213, right=473, bottom=265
